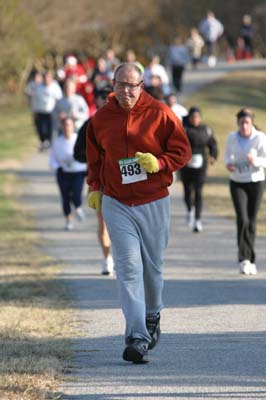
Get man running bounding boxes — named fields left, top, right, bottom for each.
left=86, top=62, right=191, bottom=363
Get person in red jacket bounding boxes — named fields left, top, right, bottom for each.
left=86, top=62, right=191, bottom=363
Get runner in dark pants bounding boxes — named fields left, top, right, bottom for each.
left=180, top=107, right=218, bottom=232
left=225, top=108, right=266, bottom=275
left=49, top=117, right=87, bottom=231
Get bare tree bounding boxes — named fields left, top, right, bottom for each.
left=2, top=0, right=266, bottom=89
left=0, top=0, right=43, bottom=89
left=20, top=0, right=160, bottom=56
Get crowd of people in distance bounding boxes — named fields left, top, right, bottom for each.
left=25, top=11, right=256, bottom=140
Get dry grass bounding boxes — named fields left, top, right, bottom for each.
left=184, top=69, right=266, bottom=235
left=0, top=221, right=73, bottom=399
left=0, top=102, right=74, bottom=399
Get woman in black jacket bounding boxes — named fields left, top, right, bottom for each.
left=180, top=107, right=218, bottom=232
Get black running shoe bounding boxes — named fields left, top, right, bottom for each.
left=122, top=338, right=149, bottom=363
left=146, top=312, right=160, bottom=350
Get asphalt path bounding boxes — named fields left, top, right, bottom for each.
left=21, top=59, right=266, bottom=400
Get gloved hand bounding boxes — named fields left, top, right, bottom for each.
left=88, top=191, right=102, bottom=211
left=135, top=152, right=159, bottom=173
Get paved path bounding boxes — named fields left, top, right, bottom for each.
left=179, top=58, right=266, bottom=102
left=21, top=60, right=266, bottom=400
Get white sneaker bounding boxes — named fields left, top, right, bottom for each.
left=43, top=139, right=50, bottom=149
left=208, top=55, right=217, bottom=67
left=186, top=210, right=194, bottom=227
left=76, top=207, right=86, bottom=221
left=64, top=220, right=74, bottom=231
left=249, top=263, right=257, bottom=275
left=38, top=142, right=45, bottom=152
left=239, top=259, right=251, bottom=275
left=193, top=219, right=203, bottom=233
left=101, top=256, right=114, bottom=276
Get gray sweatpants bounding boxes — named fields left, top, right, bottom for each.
left=102, top=195, right=170, bottom=344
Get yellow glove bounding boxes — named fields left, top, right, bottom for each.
left=135, top=152, right=159, bottom=173
left=88, top=191, right=102, bottom=211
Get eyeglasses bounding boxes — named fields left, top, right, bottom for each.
left=114, top=80, right=143, bottom=91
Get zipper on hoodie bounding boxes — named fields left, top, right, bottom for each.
left=126, top=111, right=135, bottom=203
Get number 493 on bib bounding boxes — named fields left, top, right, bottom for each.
left=118, top=157, right=148, bottom=184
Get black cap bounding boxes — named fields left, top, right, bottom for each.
left=188, top=106, right=201, bottom=115
left=95, top=84, right=113, bottom=99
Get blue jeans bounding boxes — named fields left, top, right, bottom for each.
left=102, top=195, right=170, bottom=344
left=56, top=169, right=86, bottom=216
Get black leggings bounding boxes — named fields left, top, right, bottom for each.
left=180, top=167, right=206, bottom=220
left=172, top=65, right=185, bottom=92
left=34, top=112, right=53, bottom=143
left=230, top=180, right=264, bottom=263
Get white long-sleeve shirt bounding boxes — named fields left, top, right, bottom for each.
left=167, top=45, right=190, bottom=67
left=49, top=133, right=87, bottom=173
left=224, top=127, right=266, bottom=182
left=27, top=81, right=63, bottom=113
left=143, top=64, right=169, bottom=86
left=170, top=103, right=188, bottom=121
left=199, top=17, right=224, bottom=42
left=53, top=94, right=89, bottom=131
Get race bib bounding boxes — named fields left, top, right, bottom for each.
left=119, top=157, right=147, bottom=184
left=62, top=158, right=74, bottom=169
left=235, top=160, right=251, bottom=174
left=188, top=154, right=203, bottom=169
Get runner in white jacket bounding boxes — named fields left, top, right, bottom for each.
left=224, top=108, right=266, bottom=275
left=49, top=117, right=87, bottom=231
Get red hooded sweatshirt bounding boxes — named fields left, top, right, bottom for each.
left=86, top=90, right=191, bottom=206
